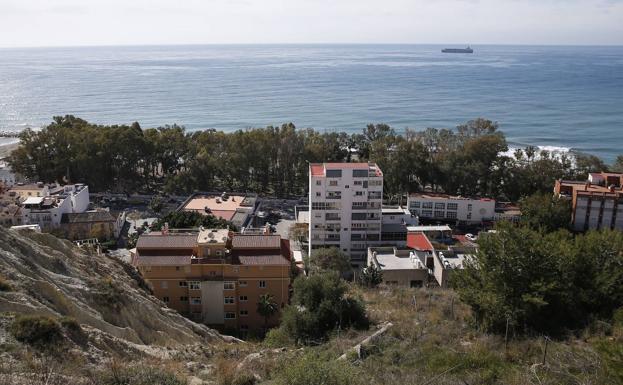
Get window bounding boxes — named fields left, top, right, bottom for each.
left=352, top=169, right=368, bottom=177
left=239, top=295, right=248, bottom=302
left=191, top=297, right=201, bottom=305
left=329, top=180, right=338, bottom=186
left=189, top=281, right=200, bottom=290
left=162, top=296, right=169, bottom=303
left=224, top=281, right=235, bottom=290
left=421, top=210, right=433, bottom=217
left=180, top=296, right=189, bottom=302
left=225, top=312, right=236, bottom=319
left=216, top=250, right=223, bottom=256
left=435, top=203, right=445, bottom=210
left=240, top=310, right=249, bottom=317
left=326, top=169, right=342, bottom=177
left=468, top=204, right=473, bottom=211
left=446, top=211, right=457, bottom=219
left=315, top=180, right=321, bottom=186
left=354, top=181, right=362, bottom=185
left=434, top=211, right=444, bottom=218
left=259, top=280, right=267, bottom=288
left=239, top=281, right=247, bottom=287
left=224, top=297, right=235, bottom=304
left=447, top=203, right=458, bottom=210
left=467, top=213, right=472, bottom=220
left=410, top=201, right=421, bottom=208
left=355, top=191, right=363, bottom=196
left=179, top=281, right=188, bottom=287
left=422, top=202, right=433, bottom=209
left=161, top=281, right=168, bottom=289
left=344, top=185, right=349, bottom=189
left=240, top=325, right=249, bottom=331
left=316, top=192, right=321, bottom=197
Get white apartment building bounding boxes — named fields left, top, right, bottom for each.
left=309, top=162, right=383, bottom=266
left=22, top=184, right=90, bottom=229
left=407, top=193, right=495, bottom=223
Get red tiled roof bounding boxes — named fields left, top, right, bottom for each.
left=136, top=233, right=197, bottom=249
left=136, top=255, right=191, bottom=266
left=231, top=234, right=282, bottom=249
left=407, top=232, right=433, bottom=252
left=310, top=164, right=325, bottom=176
left=237, top=255, right=290, bottom=266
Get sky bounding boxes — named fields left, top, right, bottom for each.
left=1, top=0, right=622, bottom=47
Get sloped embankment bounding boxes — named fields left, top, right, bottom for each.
left=0, top=227, right=224, bottom=351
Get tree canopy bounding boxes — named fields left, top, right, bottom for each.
left=9, top=115, right=615, bottom=201
left=151, top=211, right=234, bottom=231
left=454, top=222, right=623, bottom=335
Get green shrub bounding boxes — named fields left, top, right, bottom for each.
left=59, top=316, right=81, bottom=331
left=95, top=364, right=185, bottom=385
left=9, top=314, right=63, bottom=346
left=95, top=277, right=123, bottom=308
left=275, top=352, right=357, bottom=385
left=264, top=327, right=293, bottom=348
left=281, top=272, right=369, bottom=344
left=0, top=276, right=12, bottom=292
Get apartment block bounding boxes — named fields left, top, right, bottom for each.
left=308, top=162, right=383, bottom=266
left=554, top=172, right=623, bottom=231
left=132, top=229, right=291, bottom=332
left=407, top=193, right=495, bottom=223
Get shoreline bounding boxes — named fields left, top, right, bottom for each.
left=0, top=141, right=19, bottom=159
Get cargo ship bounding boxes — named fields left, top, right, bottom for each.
left=442, top=46, right=473, bottom=54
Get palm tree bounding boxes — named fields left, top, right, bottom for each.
left=256, top=293, right=278, bottom=332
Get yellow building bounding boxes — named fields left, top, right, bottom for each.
left=132, top=229, right=291, bottom=333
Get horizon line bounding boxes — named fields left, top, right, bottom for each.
left=1, top=42, right=623, bottom=50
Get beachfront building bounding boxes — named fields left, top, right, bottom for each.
left=308, top=162, right=383, bottom=267
left=407, top=193, right=495, bottom=224
left=178, top=192, right=259, bottom=229
left=554, top=172, right=623, bottom=231
left=132, top=229, right=291, bottom=332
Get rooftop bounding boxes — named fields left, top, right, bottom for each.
left=370, top=247, right=425, bottom=270
left=237, top=255, right=290, bottom=266
left=437, top=250, right=468, bottom=269
left=309, top=162, right=383, bottom=177
left=61, top=210, right=115, bottom=224
left=407, top=232, right=434, bottom=251
left=197, top=228, right=230, bottom=244
left=180, top=193, right=256, bottom=222
left=409, top=192, right=494, bottom=202
left=231, top=234, right=282, bottom=249
left=406, top=225, right=452, bottom=233
left=136, top=233, right=198, bottom=249
left=135, top=255, right=192, bottom=266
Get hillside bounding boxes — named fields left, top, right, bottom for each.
left=0, top=227, right=234, bottom=384
left=1, top=227, right=621, bottom=385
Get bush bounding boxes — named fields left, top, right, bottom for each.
left=264, top=327, right=293, bottom=347
left=9, top=314, right=63, bottom=346
left=281, top=272, right=369, bottom=344
left=0, top=276, right=12, bottom=292
left=275, top=352, right=357, bottom=385
left=95, top=277, right=123, bottom=308
left=94, top=364, right=185, bottom=385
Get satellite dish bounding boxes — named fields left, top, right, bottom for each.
left=208, top=232, right=215, bottom=239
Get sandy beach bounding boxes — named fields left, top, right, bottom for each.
left=0, top=141, right=19, bottom=159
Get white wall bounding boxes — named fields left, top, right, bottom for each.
left=408, top=195, right=495, bottom=223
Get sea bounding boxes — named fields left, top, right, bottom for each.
left=0, top=44, right=622, bottom=162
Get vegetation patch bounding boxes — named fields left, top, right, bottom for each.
left=9, top=314, right=63, bottom=347
left=0, top=275, right=13, bottom=292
